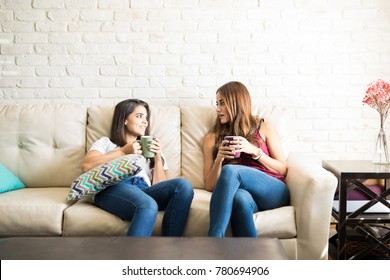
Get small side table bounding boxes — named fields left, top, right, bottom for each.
left=322, top=160, right=390, bottom=259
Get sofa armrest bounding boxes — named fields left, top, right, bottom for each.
left=285, top=153, right=337, bottom=260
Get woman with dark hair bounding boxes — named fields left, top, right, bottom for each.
left=82, top=99, right=194, bottom=237
left=203, top=81, right=289, bottom=237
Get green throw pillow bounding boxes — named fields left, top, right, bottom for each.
left=0, top=163, right=25, bottom=194
left=67, top=154, right=145, bottom=200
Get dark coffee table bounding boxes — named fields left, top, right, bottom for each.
left=0, top=236, right=288, bottom=260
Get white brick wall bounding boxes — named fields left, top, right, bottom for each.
left=0, top=0, right=389, bottom=162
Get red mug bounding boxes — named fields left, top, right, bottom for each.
left=224, top=136, right=241, bottom=158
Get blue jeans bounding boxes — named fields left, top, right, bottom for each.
left=95, top=177, right=194, bottom=237
left=209, top=164, right=290, bottom=237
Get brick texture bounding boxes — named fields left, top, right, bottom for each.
left=0, top=0, right=389, bottom=162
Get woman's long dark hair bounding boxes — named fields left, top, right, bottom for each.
left=110, top=99, right=150, bottom=147
left=211, top=81, right=261, bottom=160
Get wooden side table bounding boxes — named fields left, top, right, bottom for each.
left=322, top=160, right=390, bottom=259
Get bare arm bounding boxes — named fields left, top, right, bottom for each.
left=150, top=138, right=168, bottom=184
left=257, top=122, right=287, bottom=176
left=203, top=133, right=235, bottom=192
left=82, top=141, right=141, bottom=173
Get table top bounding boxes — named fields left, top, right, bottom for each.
left=322, top=160, right=390, bottom=178
left=0, top=236, right=288, bottom=260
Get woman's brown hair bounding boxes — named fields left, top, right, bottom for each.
left=211, top=81, right=260, bottom=159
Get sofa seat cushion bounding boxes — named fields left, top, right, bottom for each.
left=63, top=189, right=296, bottom=238
left=0, top=188, right=71, bottom=236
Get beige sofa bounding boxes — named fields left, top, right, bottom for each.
left=0, top=103, right=337, bottom=260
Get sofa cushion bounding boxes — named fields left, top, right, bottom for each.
left=0, top=104, right=87, bottom=188
left=86, top=105, right=181, bottom=180
left=63, top=189, right=296, bottom=238
left=0, top=163, right=25, bottom=194
left=67, top=155, right=145, bottom=200
left=0, top=188, right=72, bottom=236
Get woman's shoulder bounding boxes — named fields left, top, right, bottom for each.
left=90, top=136, right=117, bottom=153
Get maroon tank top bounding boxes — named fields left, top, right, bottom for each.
left=222, top=124, right=285, bottom=182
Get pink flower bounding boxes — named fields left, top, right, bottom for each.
left=363, top=79, right=390, bottom=125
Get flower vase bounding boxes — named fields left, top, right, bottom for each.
left=372, top=126, right=390, bottom=164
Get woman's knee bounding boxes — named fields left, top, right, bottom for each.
left=138, top=196, right=158, bottom=217
left=233, top=190, right=256, bottom=211
left=171, top=178, right=194, bottom=197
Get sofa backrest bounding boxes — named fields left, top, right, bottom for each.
left=86, top=105, right=181, bottom=180
left=181, top=103, right=288, bottom=190
left=0, top=104, right=87, bottom=187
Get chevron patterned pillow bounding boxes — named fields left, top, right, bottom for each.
left=67, top=154, right=146, bottom=200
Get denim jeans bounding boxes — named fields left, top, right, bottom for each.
left=209, top=164, right=290, bottom=237
left=95, top=177, right=194, bottom=237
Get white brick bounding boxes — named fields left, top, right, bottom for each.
left=102, top=22, right=131, bottom=32
left=84, top=32, right=117, bottom=43
left=166, top=65, right=198, bottom=76
left=35, top=44, right=67, bottom=55
left=17, top=78, right=48, bottom=88
left=0, top=34, right=13, bottom=44
left=116, top=78, right=149, bottom=88
left=3, top=88, right=35, bottom=99
left=114, top=10, right=146, bottom=21
left=166, top=88, right=198, bottom=98
left=47, top=10, right=79, bottom=21
left=167, top=44, right=200, bottom=54
left=164, top=20, right=197, bottom=32
left=32, top=0, right=64, bottom=8
left=100, top=89, right=131, bottom=98
left=82, top=55, right=115, bottom=65
left=65, top=0, right=97, bottom=9
left=150, top=54, right=180, bottom=65
left=150, top=77, right=182, bottom=88
left=98, top=0, right=125, bottom=9
left=82, top=78, right=115, bottom=88
left=183, top=77, right=215, bottom=87
left=116, top=33, right=147, bottom=43
left=150, top=32, right=183, bottom=43
left=14, top=11, right=47, bottom=21
left=100, top=66, right=131, bottom=76
left=68, top=22, right=100, bottom=32
left=165, top=0, right=198, bottom=8
left=80, top=10, right=113, bottom=21
left=182, top=54, right=213, bottom=65
left=147, top=10, right=179, bottom=20
left=134, top=43, right=165, bottom=54
left=2, top=65, right=33, bottom=77
left=0, top=78, right=17, bottom=88
left=66, top=89, right=99, bottom=99
left=133, top=88, right=165, bottom=99
left=49, top=55, right=82, bottom=65
left=35, top=22, right=67, bottom=32
left=2, top=22, right=34, bottom=32
left=1, top=0, right=31, bottom=9
left=115, top=54, right=147, bottom=65
left=199, top=20, right=232, bottom=32
left=16, top=55, right=47, bottom=65
left=0, top=11, right=13, bottom=21
left=67, top=66, right=99, bottom=76
left=49, top=33, right=82, bottom=44
left=49, top=78, right=82, bottom=88
left=97, top=44, right=133, bottom=54
left=34, top=89, right=65, bottom=99
left=199, top=0, right=231, bottom=8
left=132, top=66, right=163, bottom=76
left=1, top=44, right=33, bottom=55
left=329, top=131, right=362, bottom=142
left=15, top=33, right=47, bottom=43
left=36, top=66, right=66, bottom=77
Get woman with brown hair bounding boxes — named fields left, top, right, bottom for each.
left=203, top=81, right=289, bottom=237
left=83, top=99, right=194, bottom=237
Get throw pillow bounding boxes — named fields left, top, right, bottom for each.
left=67, top=154, right=145, bottom=200
left=0, top=163, right=25, bottom=194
